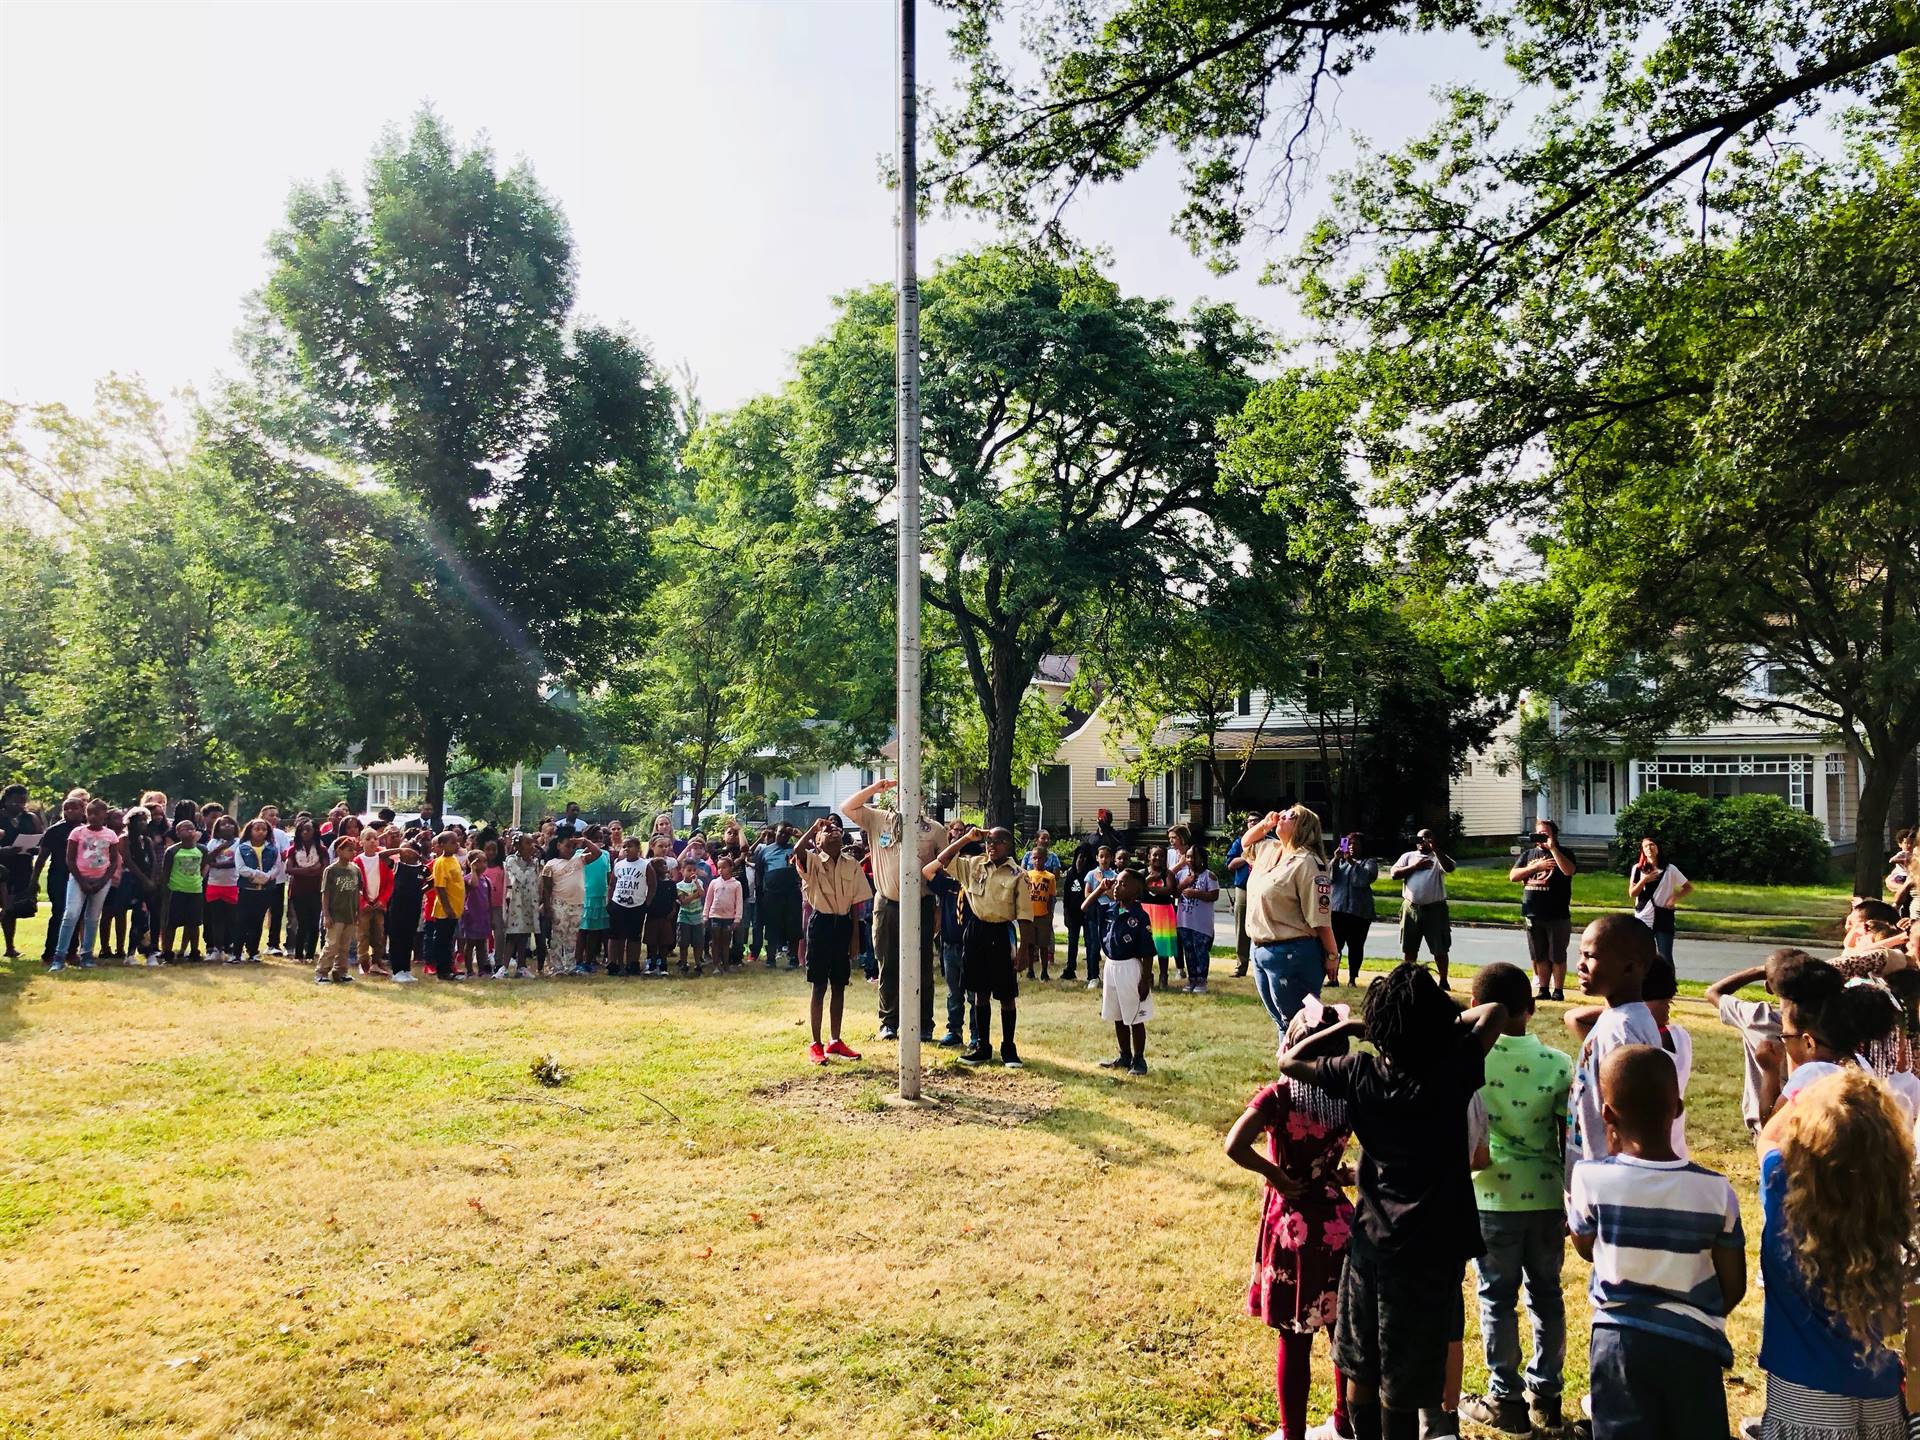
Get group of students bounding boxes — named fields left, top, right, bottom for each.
left=1225, top=880, right=1920, bottom=1440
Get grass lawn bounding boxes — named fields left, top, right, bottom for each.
left=0, top=915, right=1769, bottom=1440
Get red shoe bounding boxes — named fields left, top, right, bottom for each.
left=825, top=1039, right=861, bottom=1061
left=807, top=1042, right=827, bottom=1066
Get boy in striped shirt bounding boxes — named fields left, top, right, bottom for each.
left=1567, top=1044, right=1746, bottom=1440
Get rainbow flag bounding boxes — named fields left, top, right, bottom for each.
left=1145, top=902, right=1178, bottom=958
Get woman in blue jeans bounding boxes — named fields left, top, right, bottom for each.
left=1239, top=806, right=1338, bottom=1047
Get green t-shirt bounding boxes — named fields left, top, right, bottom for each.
left=1473, top=1032, right=1574, bottom=1212
left=167, top=845, right=204, bottom=894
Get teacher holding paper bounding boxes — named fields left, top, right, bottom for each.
left=0, top=785, right=42, bottom=959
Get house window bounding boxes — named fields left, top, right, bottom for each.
left=1764, top=666, right=1796, bottom=696
left=1095, top=767, right=1116, bottom=786
left=1236, top=689, right=1252, bottom=717
left=795, top=768, right=820, bottom=797
left=537, top=772, right=558, bottom=791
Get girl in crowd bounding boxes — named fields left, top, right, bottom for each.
left=385, top=844, right=425, bottom=983
left=541, top=833, right=590, bottom=976
left=284, top=819, right=326, bottom=962
left=1759, top=1067, right=1916, bottom=1440
left=458, top=847, right=494, bottom=977
left=502, top=834, right=541, bottom=977
left=202, top=815, right=241, bottom=962
left=483, top=840, right=509, bottom=976
left=113, top=807, right=160, bottom=962
left=1143, top=844, right=1182, bottom=989
left=577, top=826, right=611, bottom=971
left=161, top=819, right=205, bottom=964
left=235, top=818, right=280, bottom=962
left=1226, top=998, right=1356, bottom=1440
left=644, top=834, right=679, bottom=975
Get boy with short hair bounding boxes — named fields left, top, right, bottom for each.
left=1565, top=914, right=1662, bottom=1177
left=793, top=816, right=871, bottom=1063
left=318, top=836, right=363, bottom=984
left=1457, top=962, right=1574, bottom=1436
left=425, top=831, right=465, bottom=981
left=1568, top=1045, right=1745, bottom=1439
left=675, top=857, right=707, bottom=975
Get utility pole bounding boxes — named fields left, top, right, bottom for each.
left=895, top=0, right=924, bottom=1101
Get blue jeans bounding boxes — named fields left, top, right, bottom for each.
left=1178, top=927, right=1212, bottom=987
left=1475, top=1209, right=1566, bottom=1402
left=1652, top=927, right=1675, bottom=965
left=1251, top=938, right=1325, bottom=1034
left=941, top=939, right=982, bottom=1044
left=54, top=875, right=107, bottom=960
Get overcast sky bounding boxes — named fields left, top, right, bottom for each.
left=0, top=1, right=1496, bottom=416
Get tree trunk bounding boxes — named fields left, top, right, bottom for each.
left=1853, top=751, right=1900, bottom=895
left=423, top=721, right=451, bottom=829
left=983, top=647, right=1023, bottom=830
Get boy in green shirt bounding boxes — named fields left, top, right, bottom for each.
left=1458, top=962, right=1573, bottom=1435
left=317, top=836, right=363, bottom=984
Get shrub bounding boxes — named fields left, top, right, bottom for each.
left=1612, top=789, right=1717, bottom=875
left=1705, top=793, right=1831, bottom=885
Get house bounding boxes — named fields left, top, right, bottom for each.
left=357, top=755, right=430, bottom=812
left=1453, top=675, right=1869, bottom=853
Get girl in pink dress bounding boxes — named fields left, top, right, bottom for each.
left=1225, top=997, right=1356, bottom=1440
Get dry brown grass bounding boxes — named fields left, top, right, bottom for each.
left=0, top=926, right=1764, bottom=1438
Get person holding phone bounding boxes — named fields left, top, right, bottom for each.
left=1328, top=832, right=1379, bottom=988
left=1391, top=827, right=1457, bottom=989
left=1510, top=818, right=1576, bottom=1001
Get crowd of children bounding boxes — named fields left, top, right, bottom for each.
left=1227, top=886, right=1920, bottom=1440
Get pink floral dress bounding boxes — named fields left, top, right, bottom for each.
left=1245, top=1078, right=1354, bottom=1334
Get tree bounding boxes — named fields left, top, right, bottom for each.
left=0, top=391, right=341, bottom=804
left=931, top=0, right=1918, bottom=288
left=1291, top=66, right=1920, bottom=890
left=249, top=109, right=676, bottom=819
left=759, top=246, right=1264, bottom=826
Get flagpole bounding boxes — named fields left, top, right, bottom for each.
left=895, top=0, right=924, bottom=1101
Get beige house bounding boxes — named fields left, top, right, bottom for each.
left=356, top=755, right=430, bottom=812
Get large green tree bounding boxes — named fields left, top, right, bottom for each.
left=250, top=110, right=676, bottom=818
left=745, top=246, right=1263, bottom=826
left=1287, top=67, right=1920, bottom=888
left=931, top=0, right=1918, bottom=280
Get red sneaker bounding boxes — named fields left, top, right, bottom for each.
left=825, top=1039, right=862, bottom=1061
left=807, top=1042, right=827, bottom=1066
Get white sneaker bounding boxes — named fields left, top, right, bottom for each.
left=492, top=966, right=508, bottom=979
left=392, top=971, right=418, bottom=984
left=514, top=966, right=531, bottom=978
left=268, top=945, right=285, bottom=957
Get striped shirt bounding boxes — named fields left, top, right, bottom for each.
left=1567, top=1154, right=1743, bottom=1364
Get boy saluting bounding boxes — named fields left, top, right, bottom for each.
left=793, top=817, right=871, bottom=1066
left=929, top=826, right=1036, bottom=1069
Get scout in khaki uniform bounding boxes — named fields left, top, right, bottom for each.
left=793, top=817, right=873, bottom=1066
left=841, top=776, right=944, bottom=1043
left=929, top=826, right=1036, bottom=1069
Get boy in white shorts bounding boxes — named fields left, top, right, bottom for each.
left=1096, top=869, right=1155, bottom=1075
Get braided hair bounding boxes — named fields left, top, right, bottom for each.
left=1362, top=961, right=1459, bottom=1070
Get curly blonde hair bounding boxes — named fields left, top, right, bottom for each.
left=1778, top=1067, right=1920, bottom=1365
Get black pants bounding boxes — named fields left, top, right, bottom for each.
left=42, top=871, right=68, bottom=958
left=289, top=890, right=321, bottom=959
left=1332, top=910, right=1372, bottom=982
left=205, top=897, right=236, bottom=953
left=236, top=886, right=272, bottom=957
left=264, top=882, right=285, bottom=948
left=875, top=894, right=936, bottom=1036
left=422, top=917, right=456, bottom=976
left=1588, top=1325, right=1728, bottom=1440
left=387, top=907, right=419, bottom=974
left=1062, top=901, right=1084, bottom=976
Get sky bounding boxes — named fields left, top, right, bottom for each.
left=0, top=1, right=1498, bottom=417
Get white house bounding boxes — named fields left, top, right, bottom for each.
left=356, top=754, right=430, bottom=812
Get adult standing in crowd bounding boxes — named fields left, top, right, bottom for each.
left=1089, top=807, right=1122, bottom=855
left=1241, top=806, right=1336, bottom=1039
left=1062, top=830, right=1099, bottom=983
left=1326, top=831, right=1378, bottom=988
left=1511, top=818, right=1576, bottom=1001
left=405, top=798, right=437, bottom=836
left=840, top=777, right=944, bottom=1042
left=1392, top=826, right=1457, bottom=989
left=0, top=784, right=41, bottom=959
left=1223, top=830, right=1253, bottom=977
left=1628, top=835, right=1692, bottom=966
left=757, top=824, right=803, bottom=968
left=552, top=802, right=588, bottom=838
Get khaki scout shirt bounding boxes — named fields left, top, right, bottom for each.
left=795, top=849, right=872, bottom=917
left=1244, top=840, right=1331, bottom=944
left=842, top=801, right=944, bottom=903
left=947, top=853, right=1032, bottom=925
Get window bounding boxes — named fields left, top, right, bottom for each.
left=536, top=772, right=558, bottom=791
left=1236, top=689, right=1252, bottom=717
left=1095, top=767, right=1116, bottom=786
left=1764, top=666, right=1796, bottom=696
left=1572, top=759, right=1619, bottom=817
left=795, top=768, right=820, bottom=796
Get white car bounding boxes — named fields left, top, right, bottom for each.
left=359, top=810, right=468, bottom=831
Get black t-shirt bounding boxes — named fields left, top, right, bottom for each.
left=40, top=819, right=76, bottom=885
left=0, top=810, right=40, bottom=883
left=1519, top=846, right=1574, bottom=921
left=1309, top=1031, right=1487, bottom=1264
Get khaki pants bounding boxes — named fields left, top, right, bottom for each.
left=357, top=907, right=387, bottom=969
left=317, top=919, right=352, bottom=979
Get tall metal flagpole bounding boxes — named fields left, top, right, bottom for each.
left=895, top=0, right=925, bottom=1101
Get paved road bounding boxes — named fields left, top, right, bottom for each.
left=1188, top=907, right=1786, bottom=984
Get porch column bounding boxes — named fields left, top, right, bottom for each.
left=1810, top=751, right=1832, bottom=839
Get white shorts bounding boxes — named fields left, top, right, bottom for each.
left=1100, top=956, right=1153, bottom=1026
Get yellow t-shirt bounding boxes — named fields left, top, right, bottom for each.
left=430, top=853, right=466, bottom=920
left=1026, top=867, right=1057, bottom=920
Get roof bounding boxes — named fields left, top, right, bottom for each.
left=1034, top=654, right=1080, bottom=687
